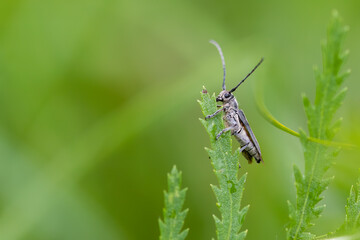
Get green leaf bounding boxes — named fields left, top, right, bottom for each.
left=330, top=178, right=360, bottom=238
left=344, top=178, right=360, bottom=232
left=159, top=166, right=189, bottom=240
left=199, top=88, right=249, bottom=240
left=287, top=11, right=350, bottom=240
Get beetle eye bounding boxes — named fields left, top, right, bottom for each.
left=224, top=93, right=230, bottom=98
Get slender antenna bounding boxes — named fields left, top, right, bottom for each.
left=209, top=40, right=226, bottom=90
left=229, top=57, right=264, bottom=93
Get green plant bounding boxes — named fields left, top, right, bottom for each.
left=159, top=166, right=189, bottom=240
left=159, top=11, right=359, bottom=240
left=285, top=11, right=350, bottom=240
left=344, top=178, right=360, bottom=233
left=159, top=90, right=249, bottom=240
left=257, top=11, right=359, bottom=240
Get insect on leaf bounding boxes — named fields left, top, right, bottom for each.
left=199, top=89, right=249, bottom=240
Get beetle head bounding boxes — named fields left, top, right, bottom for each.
left=216, top=90, right=233, bottom=103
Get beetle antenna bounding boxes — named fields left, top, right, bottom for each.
left=229, top=57, right=264, bottom=93
left=209, top=40, right=226, bottom=90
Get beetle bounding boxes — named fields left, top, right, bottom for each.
left=205, top=40, right=264, bottom=164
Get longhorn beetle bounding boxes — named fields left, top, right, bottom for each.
left=205, top=40, right=264, bottom=164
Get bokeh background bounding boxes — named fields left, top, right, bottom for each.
left=0, top=0, right=360, bottom=239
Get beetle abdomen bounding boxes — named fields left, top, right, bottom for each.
left=234, top=130, right=261, bottom=164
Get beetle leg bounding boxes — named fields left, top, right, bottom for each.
left=238, top=143, right=250, bottom=168
left=216, top=127, right=233, bottom=140
left=239, top=143, right=249, bottom=153
left=205, top=107, right=224, bottom=119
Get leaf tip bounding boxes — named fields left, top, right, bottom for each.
left=202, top=89, right=208, bottom=95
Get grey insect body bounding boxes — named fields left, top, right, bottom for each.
left=206, top=40, right=263, bottom=164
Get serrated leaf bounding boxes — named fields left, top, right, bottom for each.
left=159, top=166, right=189, bottom=240
left=238, top=205, right=250, bottom=226
left=199, top=90, right=249, bottom=240
left=293, top=165, right=304, bottom=185
left=288, top=200, right=296, bottom=221
left=287, top=12, right=350, bottom=240
left=344, top=178, right=360, bottom=233
left=236, top=230, right=248, bottom=240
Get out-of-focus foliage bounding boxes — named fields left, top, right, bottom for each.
left=159, top=166, right=189, bottom=240
left=0, top=0, right=360, bottom=240
left=199, top=90, right=248, bottom=240
left=286, top=12, right=350, bottom=240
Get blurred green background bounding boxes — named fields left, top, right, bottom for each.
left=0, top=0, right=359, bottom=239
